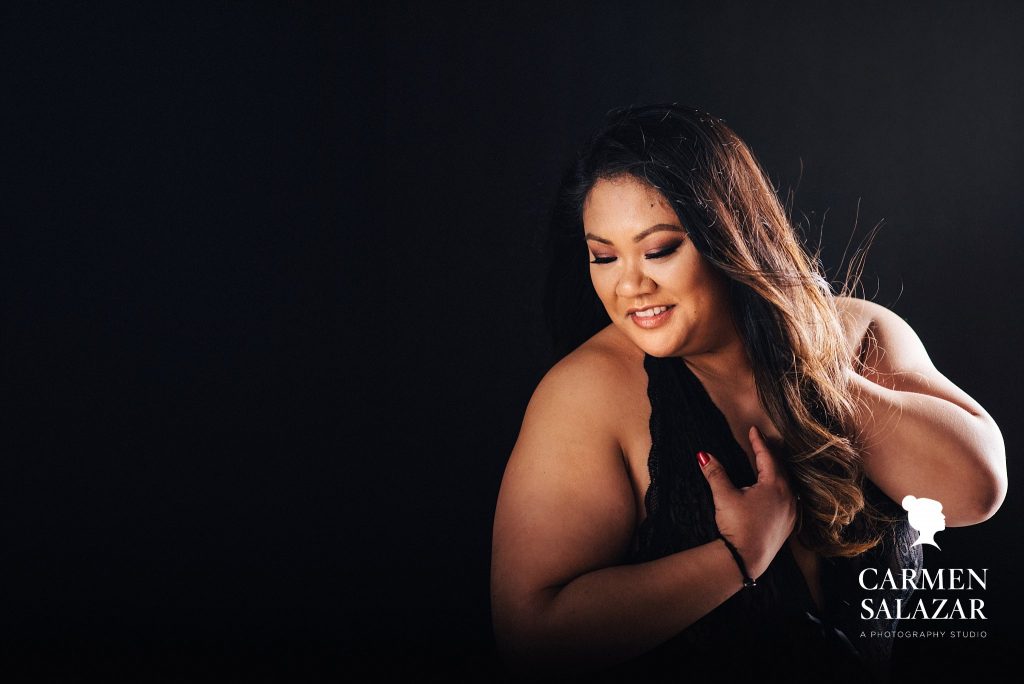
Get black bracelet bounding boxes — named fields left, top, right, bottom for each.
left=718, top=533, right=757, bottom=588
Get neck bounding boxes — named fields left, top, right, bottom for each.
left=682, top=327, right=755, bottom=392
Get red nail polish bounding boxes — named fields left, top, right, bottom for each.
left=697, top=451, right=711, bottom=467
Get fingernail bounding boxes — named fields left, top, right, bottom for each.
left=696, top=451, right=711, bottom=467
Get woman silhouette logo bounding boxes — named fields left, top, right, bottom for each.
left=902, top=495, right=946, bottom=549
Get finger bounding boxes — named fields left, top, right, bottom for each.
left=697, top=450, right=737, bottom=497
left=749, top=425, right=777, bottom=483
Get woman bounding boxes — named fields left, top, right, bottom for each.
left=490, top=104, right=1006, bottom=682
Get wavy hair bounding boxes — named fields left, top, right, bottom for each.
left=542, top=103, right=892, bottom=557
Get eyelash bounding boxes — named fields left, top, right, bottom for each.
left=590, top=243, right=681, bottom=265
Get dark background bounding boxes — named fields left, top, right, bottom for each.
left=4, top=1, right=1022, bottom=680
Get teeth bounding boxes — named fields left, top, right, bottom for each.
left=634, top=306, right=669, bottom=318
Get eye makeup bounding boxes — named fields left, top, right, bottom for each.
left=589, top=240, right=684, bottom=265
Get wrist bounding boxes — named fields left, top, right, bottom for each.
left=718, top=534, right=757, bottom=589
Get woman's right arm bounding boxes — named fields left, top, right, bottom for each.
left=490, top=352, right=795, bottom=676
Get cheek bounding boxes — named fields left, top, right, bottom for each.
left=589, top=268, right=616, bottom=298
left=655, top=253, right=702, bottom=288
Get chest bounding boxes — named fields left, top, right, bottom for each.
left=618, top=379, right=783, bottom=526
left=617, top=364, right=824, bottom=612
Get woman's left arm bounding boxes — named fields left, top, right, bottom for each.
left=843, top=299, right=1007, bottom=526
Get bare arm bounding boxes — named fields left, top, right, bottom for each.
left=502, top=540, right=744, bottom=674
left=491, top=350, right=793, bottom=676
left=842, top=299, right=1007, bottom=525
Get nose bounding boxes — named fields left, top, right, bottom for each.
left=615, top=258, right=655, bottom=299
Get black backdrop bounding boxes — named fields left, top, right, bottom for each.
left=4, top=1, right=1022, bottom=680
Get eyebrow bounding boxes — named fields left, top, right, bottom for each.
left=584, top=223, right=685, bottom=245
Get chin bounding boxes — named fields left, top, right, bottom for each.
left=630, top=333, right=684, bottom=359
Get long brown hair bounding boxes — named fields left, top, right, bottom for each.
left=543, top=103, right=891, bottom=557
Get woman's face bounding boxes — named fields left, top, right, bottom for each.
left=582, top=175, right=735, bottom=358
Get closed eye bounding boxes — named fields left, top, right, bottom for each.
left=589, top=241, right=683, bottom=265
left=647, top=243, right=681, bottom=260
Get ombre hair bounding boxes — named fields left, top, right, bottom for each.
left=542, top=103, right=890, bottom=557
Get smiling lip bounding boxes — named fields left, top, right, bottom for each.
left=628, top=305, right=675, bottom=329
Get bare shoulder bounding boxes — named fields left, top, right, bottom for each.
left=834, top=296, right=926, bottom=367
left=532, top=325, right=645, bottom=428
left=835, top=294, right=893, bottom=324
left=505, top=323, right=645, bottom=485
left=835, top=295, right=973, bottom=409
left=834, top=295, right=887, bottom=361
left=492, top=326, right=642, bottom=624
left=834, top=294, right=875, bottom=331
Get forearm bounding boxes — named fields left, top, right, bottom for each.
left=847, top=370, right=1006, bottom=525
left=499, top=539, right=743, bottom=675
